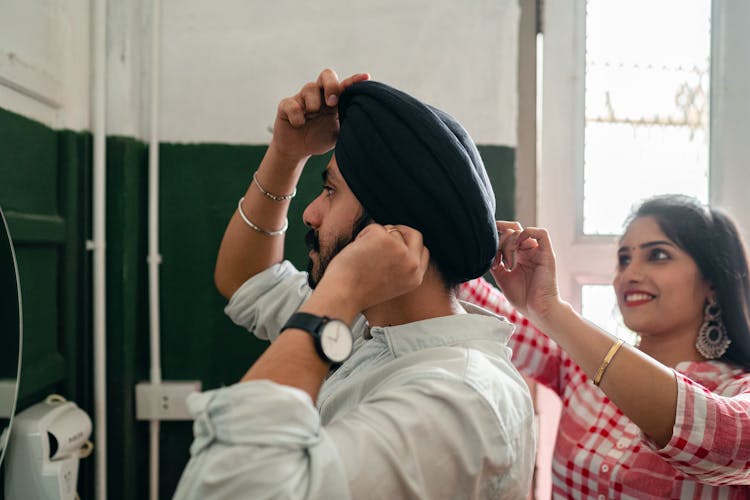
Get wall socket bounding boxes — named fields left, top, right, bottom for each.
left=135, top=381, right=202, bottom=421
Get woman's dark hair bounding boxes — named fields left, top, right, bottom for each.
left=625, top=194, right=750, bottom=369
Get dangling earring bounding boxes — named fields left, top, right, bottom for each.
left=695, top=298, right=731, bottom=359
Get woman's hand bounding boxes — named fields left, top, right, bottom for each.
left=490, top=221, right=563, bottom=326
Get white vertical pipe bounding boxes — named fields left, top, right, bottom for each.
left=148, top=0, right=163, bottom=499
left=91, top=0, right=107, bottom=499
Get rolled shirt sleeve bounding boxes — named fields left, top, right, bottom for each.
left=174, top=363, right=534, bottom=500
left=645, top=370, right=750, bottom=485
left=173, top=381, right=350, bottom=500
left=224, top=261, right=310, bottom=341
left=225, top=260, right=369, bottom=344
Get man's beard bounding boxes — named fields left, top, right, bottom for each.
left=305, top=210, right=372, bottom=289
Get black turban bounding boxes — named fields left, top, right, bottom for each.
left=335, top=80, right=498, bottom=284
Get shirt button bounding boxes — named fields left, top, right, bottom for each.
left=602, top=464, right=609, bottom=473
left=617, top=438, right=629, bottom=449
left=598, top=495, right=606, bottom=500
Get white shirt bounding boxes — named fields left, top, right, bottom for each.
left=173, top=261, right=536, bottom=500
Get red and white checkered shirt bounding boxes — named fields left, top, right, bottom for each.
left=460, top=277, right=750, bottom=499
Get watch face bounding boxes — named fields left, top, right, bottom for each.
left=320, top=320, right=353, bottom=363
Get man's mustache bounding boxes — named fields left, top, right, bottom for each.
left=305, top=229, right=320, bottom=252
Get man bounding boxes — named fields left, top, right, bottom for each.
left=173, top=69, right=535, bottom=499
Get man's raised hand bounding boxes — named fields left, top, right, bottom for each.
left=268, top=69, right=370, bottom=163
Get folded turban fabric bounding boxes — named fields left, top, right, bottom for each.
left=335, top=80, right=498, bottom=284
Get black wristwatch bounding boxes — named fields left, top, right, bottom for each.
left=281, top=312, right=353, bottom=364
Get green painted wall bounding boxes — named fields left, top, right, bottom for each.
left=0, top=108, right=93, bottom=499
left=0, top=105, right=515, bottom=499
left=105, top=136, right=149, bottom=500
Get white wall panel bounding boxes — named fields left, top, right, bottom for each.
left=156, top=0, right=519, bottom=145
left=0, top=0, right=90, bottom=130
left=710, top=0, right=750, bottom=246
left=0, top=1, right=519, bottom=144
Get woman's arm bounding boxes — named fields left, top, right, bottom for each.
left=651, top=370, right=750, bottom=484
left=492, top=224, right=678, bottom=447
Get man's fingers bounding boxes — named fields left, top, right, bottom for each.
left=386, top=225, right=429, bottom=282
left=384, top=224, right=424, bottom=256
left=278, top=96, right=307, bottom=127
left=354, top=223, right=378, bottom=241
left=419, top=245, right=430, bottom=273
left=282, top=69, right=371, bottom=129
left=386, top=226, right=404, bottom=238
left=388, top=224, right=422, bottom=251
left=339, top=72, right=371, bottom=90
left=299, top=81, right=323, bottom=114
left=317, top=70, right=370, bottom=108
left=317, top=68, right=342, bottom=107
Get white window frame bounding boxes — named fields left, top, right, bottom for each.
left=538, top=0, right=750, bottom=311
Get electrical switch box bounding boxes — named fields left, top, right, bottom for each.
left=135, top=381, right=201, bottom=421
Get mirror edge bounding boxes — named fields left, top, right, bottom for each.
left=0, top=207, right=23, bottom=467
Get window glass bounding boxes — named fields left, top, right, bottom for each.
left=583, top=0, right=711, bottom=235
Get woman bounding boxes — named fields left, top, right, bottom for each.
left=460, top=194, right=750, bottom=498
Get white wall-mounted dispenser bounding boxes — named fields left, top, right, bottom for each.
left=4, top=395, right=93, bottom=500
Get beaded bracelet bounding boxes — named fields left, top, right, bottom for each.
left=592, top=339, right=624, bottom=387
left=237, top=197, right=288, bottom=236
left=253, top=172, right=296, bottom=201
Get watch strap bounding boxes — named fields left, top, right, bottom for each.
left=282, top=312, right=329, bottom=337
left=281, top=312, right=331, bottom=362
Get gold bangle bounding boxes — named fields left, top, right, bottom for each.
left=592, top=339, right=624, bottom=387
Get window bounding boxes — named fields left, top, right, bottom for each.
left=531, top=3, right=749, bottom=496
left=583, top=0, right=711, bottom=236
left=580, top=0, right=711, bottom=337
left=536, top=0, right=749, bottom=325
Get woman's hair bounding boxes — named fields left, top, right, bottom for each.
left=625, top=194, right=750, bottom=369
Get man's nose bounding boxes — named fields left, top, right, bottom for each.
left=302, top=195, right=323, bottom=228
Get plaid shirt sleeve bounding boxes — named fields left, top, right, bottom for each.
left=646, top=370, right=750, bottom=485
left=459, top=277, right=566, bottom=395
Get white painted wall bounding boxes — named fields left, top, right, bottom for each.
left=0, top=0, right=520, bottom=145
left=156, top=0, right=519, bottom=145
left=106, top=0, right=150, bottom=139
left=0, top=0, right=91, bottom=130
left=710, top=0, right=750, bottom=246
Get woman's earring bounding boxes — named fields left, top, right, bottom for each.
left=696, top=298, right=731, bottom=359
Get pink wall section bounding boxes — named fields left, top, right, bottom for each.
left=529, top=382, right=562, bottom=499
